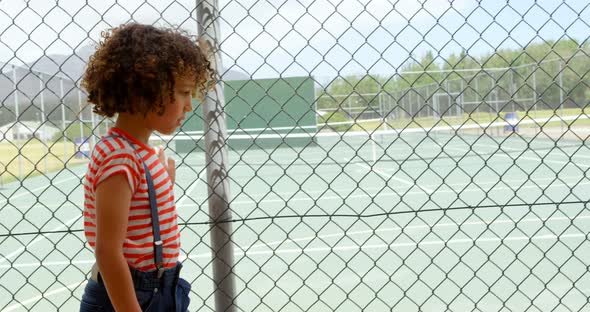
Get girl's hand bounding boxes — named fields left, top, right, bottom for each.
left=156, top=146, right=176, bottom=184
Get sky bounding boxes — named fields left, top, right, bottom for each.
left=0, top=0, right=588, bottom=80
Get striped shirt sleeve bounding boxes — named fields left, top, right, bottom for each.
left=92, top=139, right=142, bottom=193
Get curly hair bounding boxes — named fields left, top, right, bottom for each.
left=82, top=23, right=215, bottom=117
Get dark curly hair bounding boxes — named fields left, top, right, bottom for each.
left=82, top=23, right=215, bottom=117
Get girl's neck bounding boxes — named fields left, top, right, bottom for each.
left=114, top=113, right=152, bottom=145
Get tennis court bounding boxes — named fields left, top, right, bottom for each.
left=1, top=118, right=589, bottom=311
left=2, top=0, right=590, bottom=310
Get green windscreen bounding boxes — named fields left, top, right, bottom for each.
left=176, top=76, right=316, bottom=153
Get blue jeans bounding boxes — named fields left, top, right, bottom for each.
left=79, top=262, right=191, bottom=312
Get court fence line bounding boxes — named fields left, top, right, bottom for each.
left=1, top=1, right=589, bottom=311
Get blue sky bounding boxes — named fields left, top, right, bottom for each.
left=0, top=0, right=588, bottom=79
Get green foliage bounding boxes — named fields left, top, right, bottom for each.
left=318, top=39, right=590, bottom=113
left=318, top=111, right=350, bottom=132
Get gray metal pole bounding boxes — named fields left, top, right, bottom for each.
left=197, top=1, right=237, bottom=311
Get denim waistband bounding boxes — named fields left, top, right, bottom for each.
left=93, top=262, right=182, bottom=291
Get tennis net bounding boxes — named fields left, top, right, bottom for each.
left=152, top=114, right=589, bottom=168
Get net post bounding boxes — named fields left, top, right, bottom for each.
left=91, top=109, right=97, bottom=150
left=60, top=78, right=67, bottom=163
left=39, top=72, right=48, bottom=173
left=459, top=79, right=464, bottom=117
left=197, top=1, right=238, bottom=311
left=425, top=85, right=430, bottom=118
left=78, top=89, right=84, bottom=140
left=493, top=73, right=500, bottom=136
left=408, top=89, right=414, bottom=119
left=559, top=60, right=564, bottom=132
left=532, top=65, right=537, bottom=112
left=11, top=65, right=23, bottom=179
left=474, top=73, right=479, bottom=118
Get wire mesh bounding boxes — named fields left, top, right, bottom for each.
left=1, top=0, right=590, bottom=311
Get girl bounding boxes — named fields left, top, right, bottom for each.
left=80, top=23, right=214, bottom=311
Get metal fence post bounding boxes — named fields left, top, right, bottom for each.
left=197, top=0, right=237, bottom=311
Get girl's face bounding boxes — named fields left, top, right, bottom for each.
left=147, top=76, right=195, bottom=135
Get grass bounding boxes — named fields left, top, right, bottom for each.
left=0, top=138, right=88, bottom=184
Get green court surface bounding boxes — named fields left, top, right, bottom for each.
left=1, top=129, right=589, bottom=311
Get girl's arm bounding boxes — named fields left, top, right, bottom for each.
left=94, top=174, right=142, bottom=312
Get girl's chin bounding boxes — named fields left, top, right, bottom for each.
left=156, top=128, right=177, bottom=136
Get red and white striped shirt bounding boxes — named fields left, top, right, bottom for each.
left=83, top=127, right=180, bottom=271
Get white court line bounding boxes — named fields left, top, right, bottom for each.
left=4, top=180, right=585, bottom=265
left=0, top=174, right=82, bottom=204
left=236, top=233, right=589, bottom=256
left=2, top=174, right=586, bottom=259
left=176, top=169, right=206, bottom=208
left=344, top=157, right=434, bottom=194
left=447, top=145, right=590, bottom=168
left=177, top=175, right=585, bottom=205
left=4, top=212, right=589, bottom=310
left=494, top=143, right=590, bottom=162
left=232, top=157, right=342, bottom=165
left=3, top=230, right=588, bottom=311
left=0, top=259, right=94, bottom=269
left=239, top=214, right=590, bottom=251
left=0, top=215, right=80, bottom=265
left=2, top=228, right=590, bottom=312
left=27, top=175, right=586, bottom=209
left=555, top=145, right=590, bottom=160
left=5, top=213, right=589, bottom=270
left=2, top=170, right=207, bottom=265
left=571, top=153, right=590, bottom=160
left=5, top=182, right=590, bottom=268
left=227, top=180, right=590, bottom=207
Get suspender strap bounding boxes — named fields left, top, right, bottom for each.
left=142, top=162, right=165, bottom=276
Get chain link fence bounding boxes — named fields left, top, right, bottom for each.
left=1, top=0, right=590, bottom=311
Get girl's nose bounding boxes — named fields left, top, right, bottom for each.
left=185, top=100, right=193, bottom=112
